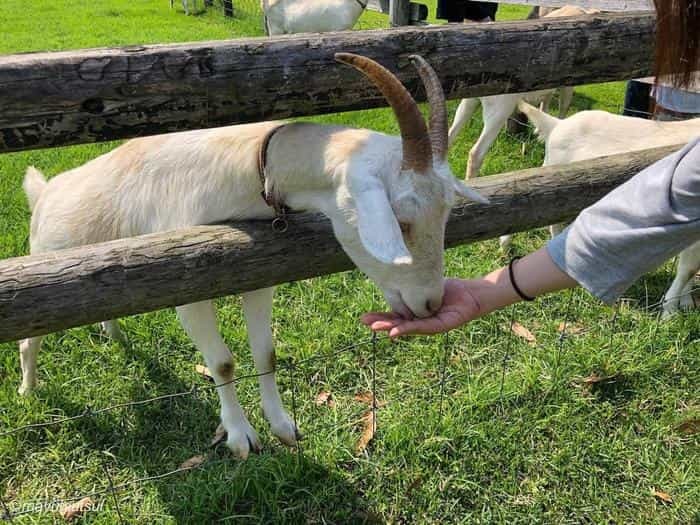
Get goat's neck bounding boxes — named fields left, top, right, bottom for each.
left=264, top=123, right=400, bottom=216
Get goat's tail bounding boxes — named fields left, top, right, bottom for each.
left=517, top=100, right=559, bottom=141
left=23, top=166, right=48, bottom=212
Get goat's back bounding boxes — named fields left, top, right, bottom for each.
left=545, top=112, right=700, bottom=165
left=27, top=122, right=282, bottom=254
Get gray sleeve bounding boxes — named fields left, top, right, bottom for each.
left=547, top=137, right=700, bottom=304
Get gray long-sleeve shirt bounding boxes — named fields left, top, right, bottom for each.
left=547, top=137, right=700, bottom=304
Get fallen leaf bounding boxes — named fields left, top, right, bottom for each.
left=581, top=373, right=618, bottom=385
left=508, top=321, right=536, bottom=345
left=676, top=418, right=700, bottom=435
left=179, top=455, right=206, bottom=470
left=355, top=410, right=376, bottom=455
left=195, top=365, right=213, bottom=382
left=652, top=489, right=673, bottom=504
left=315, top=391, right=336, bottom=408
left=557, top=322, right=586, bottom=335
left=59, top=497, right=95, bottom=521
left=211, top=423, right=227, bottom=447
left=354, top=391, right=386, bottom=408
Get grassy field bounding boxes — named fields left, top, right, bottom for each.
left=0, top=1, right=698, bottom=523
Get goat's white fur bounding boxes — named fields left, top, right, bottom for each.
left=504, top=101, right=700, bottom=317
left=261, top=0, right=365, bottom=35
left=20, top=108, right=484, bottom=456
left=447, top=6, right=597, bottom=180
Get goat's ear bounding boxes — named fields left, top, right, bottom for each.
left=352, top=179, right=413, bottom=266
left=453, top=179, right=490, bottom=204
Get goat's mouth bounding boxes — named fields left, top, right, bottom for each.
left=388, top=291, right=416, bottom=320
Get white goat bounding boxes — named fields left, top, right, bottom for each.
left=18, top=54, right=486, bottom=458
left=502, top=101, right=700, bottom=317
left=261, top=0, right=366, bottom=35
left=447, top=6, right=599, bottom=179
left=170, top=0, right=198, bottom=16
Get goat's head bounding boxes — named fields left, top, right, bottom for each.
left=333, top=53, right=487, bottom=319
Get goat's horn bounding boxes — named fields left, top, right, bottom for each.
left=408, top=55, right=447, bottom=161
left=335, top=52, right=432, bottom=173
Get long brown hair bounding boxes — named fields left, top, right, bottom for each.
left=654, top=0, right=699, bottom=87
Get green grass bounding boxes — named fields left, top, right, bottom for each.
left=1, top=1, right=698, bottom=523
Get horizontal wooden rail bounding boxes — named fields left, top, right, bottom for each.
left=0, top=144, right=680, bottom=343
left=0, top=12, right=654, bottom=154
left=501, top=0, right=652, bottom=11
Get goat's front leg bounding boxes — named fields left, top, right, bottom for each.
left=177, top=301, right=261, bottom=458
left=18, top=336, right=43, bottom=395
left=242, top=287, right=300, bottom=447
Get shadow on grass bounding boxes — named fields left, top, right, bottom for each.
left=7, top=334, right=382, bottom=524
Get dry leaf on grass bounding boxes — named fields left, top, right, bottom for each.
left=581, top=373, right=618, bottom=386
left=355, top=410, right=376, bottom=455
left=179, top=455, right=206, bottom=470
left=315, top=391, right=336, bottom=408
left=676, top=418, right=700, bottom=435
left=508, top=322, right=537, bottom=345
left=557, top=322, right=586, bottom=336
left=59, top=497, right=95, bottom=521
left=652, top=489, right=673, bottom=504
left=211, top=423, right=227, bottom=447
left=195, top=365, right=213, bottom=382
left=354, top=391, right=386, bottom=408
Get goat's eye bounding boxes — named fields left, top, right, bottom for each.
left=399, top=222, right=411, bottom=234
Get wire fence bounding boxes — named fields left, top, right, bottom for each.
left=1, top=278, right=697, bottom=522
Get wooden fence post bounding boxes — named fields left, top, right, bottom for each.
left=223, top=0, right=233, bottom=17
left=389, top=0, right=410, bottom=25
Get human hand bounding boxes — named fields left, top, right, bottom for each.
left=361, top=278, right=482, bottom=337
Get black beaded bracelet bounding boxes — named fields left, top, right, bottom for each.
left=508, top=256, right=535, bottom=302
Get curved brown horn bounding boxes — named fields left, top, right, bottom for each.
left=335, top=52, right=432, bottom=173
left=409, top=55, right=448, bottom=161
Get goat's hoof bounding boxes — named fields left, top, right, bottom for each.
left=269, top=411, right=301, bottom=447
left=225, top=421, right=262, bottom=459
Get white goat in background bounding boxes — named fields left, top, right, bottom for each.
left=19, top=53, right=486, bottom=458
left=448, top=6, right=599, bottom=180
left=502, top=101, right=700, bottom=317
left=261, top=0, right=367, bottom=35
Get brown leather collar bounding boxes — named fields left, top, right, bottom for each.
left=258, top=123, right=291, bottom=219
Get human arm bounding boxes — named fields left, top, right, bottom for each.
left=362, top=247, right=577, bottom=337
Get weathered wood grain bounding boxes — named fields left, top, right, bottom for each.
left=0, top=144, right=680, bottom=343
left=0, top=13, right=654, bottom=154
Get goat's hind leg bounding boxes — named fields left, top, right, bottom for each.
left=19, top=336, right=43, bottom=395
left=242, top=287, right=300, bottom=447
left=177, top=301, right=261, bottom=458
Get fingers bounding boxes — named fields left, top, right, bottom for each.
left=360, top=312, right=402, bottom=325
left=388, top=318, right=446, bottom=337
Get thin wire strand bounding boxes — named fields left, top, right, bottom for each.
left=437, top=331, right=451, bottom=423
left=101, top=459, right=125, bottom=525
left=498, top=305, right=517, bottom=414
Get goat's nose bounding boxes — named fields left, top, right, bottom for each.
left=426, top=298, right=442, bottom=314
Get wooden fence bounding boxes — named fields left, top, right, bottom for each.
left=0, top=145, right=677, bottom=343
left=0, top=13, right=668, bottom=343
left=0, top=12, right=654, bottom=153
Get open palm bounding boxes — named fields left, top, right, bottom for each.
left=361, top=279, right=482, bottom=337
